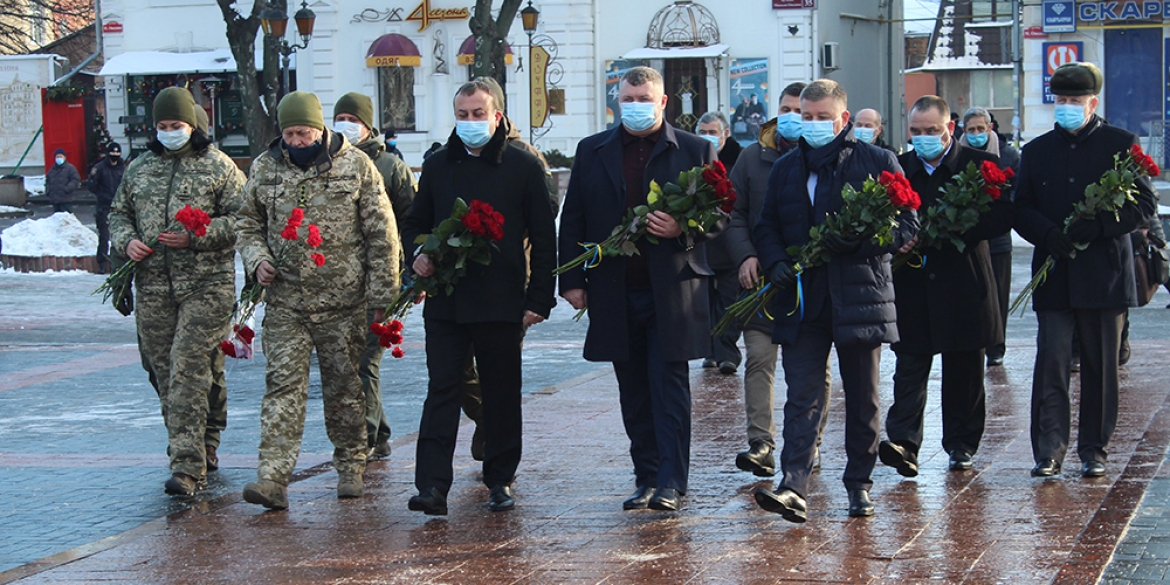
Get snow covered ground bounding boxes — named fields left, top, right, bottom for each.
left=0, top=212, right=98, bottom=256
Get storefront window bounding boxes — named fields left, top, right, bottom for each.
left=972, top=70, right=1014, bottom=110
left=378, top=67, right=415, bottom=132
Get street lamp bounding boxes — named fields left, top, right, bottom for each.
left=260, top=0, right=316, bottom=100
left=521, top=0, right=539, bottom=143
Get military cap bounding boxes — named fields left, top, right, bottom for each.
left=333, top=92, right=375, bottom=131
left=277, top=91, right=325, bottom=131
left=1050, top=62, right=1103, bottom=96
left=153, top=87, right=199, bottom=128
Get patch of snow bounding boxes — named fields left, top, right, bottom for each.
left=23, top=175, right=44, bottom=195
left=1159, top=204, right=1170, bottom=216
left=0, top=266, right=94, bottom=276
left=0, top=212, right=98, bottom=257
left=1011, top=230, right=1034, bottom=248
left=0, top=205, right=27, bottom=213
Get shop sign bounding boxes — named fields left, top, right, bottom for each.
left=365, top=55, right=422, bottom=67
left=1042, top=0, right=1076, bottom=33
left=1024, top=26, right=1049, bottom=39
left=102, top=21, right=123, bottom=34
left=350, top=0, right=469, bottom=31
left=772, top=0, right=815, bottom=7
left=1042, top=41, right=1082, bottom=104
left=530, top=46, right=550, bottom=128
left=1078, top=1, right=1170, bottom=22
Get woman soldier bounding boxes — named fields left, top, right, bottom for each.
left=109, top=86, right=246, bottom=496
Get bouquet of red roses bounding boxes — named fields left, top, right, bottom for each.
left=372, top=198, right=504, bottom=358
left=554, top=161, right=736, bottom=275
left=222, top=207, right=325, bottom=359
left=1009, top=144, right=1159, bottom=316
left=891, top=160, right=1013, bottom=271
left=714, top=171, right=920, bottom=335
left=93, top=204, right=211, bottom=305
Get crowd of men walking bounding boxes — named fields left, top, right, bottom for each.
left=98, top=60, right=1159, bottom=521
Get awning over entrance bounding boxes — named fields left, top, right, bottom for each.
left=456, top=35, right=513, bottom=66
left=366, top=34, right=421, bottom=67
left=97, top=48, right=295, bottom=76
left=620, top=43, right=729, bottom=60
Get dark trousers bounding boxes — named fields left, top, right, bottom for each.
left=52, top=203, right=70, bottom=213
left=612, top=288, right=692, bottom=493
left=987, top=252, right=1011, bottom=359
left=415, top=319, right=524, bottom=495
left=95, top=202, right=111, bottom=269
left=778, top=310, right=881, bottom=497
left=1032, top=308, right=1124, bottom=464
left=708, top=268, right=743, bottom=367
left=886, top=350, right=986, bottom=457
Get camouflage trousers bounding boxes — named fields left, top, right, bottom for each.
left=136, top=285, right=234, bottom=479
left=258, top=306, right=368, bottom=484
left=140, top=334, right=227, bottom=449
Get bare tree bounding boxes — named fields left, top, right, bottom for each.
left=469, top=0, right=521, bottom=100
left=212, top=0, right=281, bottom=155
left=0, top=0, right=94, bottom=55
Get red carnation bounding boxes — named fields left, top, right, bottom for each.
left=288, top=208, right=305, bottom=228
left=220, top=340, right=237, bottom=357
left=235, top=325, right=255, bottom=344
left=311, top=253, right=326, bottom=267
left=462, top=210, right=486, bottom=236
left=281, top=225, right=299, bottom=241
left=391, top=347, right=405, bottom=358
left=370, top=322, right=386, bottom=336
left=385, top=331, right=404, bottom=345
left=175, top=205, right=211, bottom=237
left=388, top=319, right=404, bottom=333
left=306, top=224, right=323, bottom=248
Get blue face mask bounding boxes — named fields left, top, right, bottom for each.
left=284, top=140, right=321, bottom=167
left=776, top=112, right=802, bottom=141
left=456, top=120, right=493, bottom=148
left=1054, top=103, right=1087, bottom=131
left=854, top=127, right=876, bottom=144
left=621, top=102, right=659, bottom=132
left=965, top=131, right=989, bottom=148
left=801, top=119, right=838, bottom=149
left=700, top=134, right=721, bottom=149
left=388, top=140, right=397, bottom=147
left=912, top=134, right=946, bottom=160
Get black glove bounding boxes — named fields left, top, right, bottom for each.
left=823, top=232, right=863, bottom=255
left=115, top=284, right=134, bottom=316
left=108, top=250, right=134, bottom=316
left=769, top=262, right=797, bottom=290
left=1044, top=227, right=1076, bottom=259
left=1066, top=217, right=1103, bottom=244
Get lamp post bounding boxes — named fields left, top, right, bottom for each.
left=201, top=75, right=224, bottom=141
left=520, top=0, right=539, bottom=144
left=260, top=0, right=316, bottom=101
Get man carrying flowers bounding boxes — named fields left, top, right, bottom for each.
left=235, top=91, right=400, bottom=509
left=108, top=86, right=246, bottom=497
left=402, top=78, right=556, bottom=515
left=751, top=79, right=917, bottom=522
left=878, top=96, right=1014, bottom=481
left=1014, top=62, right=1157, bottom=479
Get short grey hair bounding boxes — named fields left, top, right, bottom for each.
left=800, top=79, right=847, bottom=109
left=962, top=106, right=992, bottom=127
left=621, top=66, right=664, bottom=93
left=454, top=78, right=500, bottom=112
left=698, top=111, right=729, bottom=132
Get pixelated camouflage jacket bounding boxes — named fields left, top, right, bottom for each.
left=236, top=128, right=401, bottom=313
left=109, top=145, right=246, bottom=296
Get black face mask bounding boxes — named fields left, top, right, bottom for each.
left=108, top=154, right=121, bottom=164
left=285, top=141, right=321, bottom=168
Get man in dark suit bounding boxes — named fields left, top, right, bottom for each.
left=751, top=79, right=917, bottom=522
left=558, top=66, right=721, bottom=512
left=1014, top=62, right=1157, bottom=479
left=878, top=95, right=1013, bottom=479
left=402, top=78, right=557, bottom=515
left=697, top=110, right=744, bottom=374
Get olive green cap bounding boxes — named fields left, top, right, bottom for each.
left=277, top=91, right=325, bottom=130
left=333, top=92, right=375, bottom=131
left=152, top=87, right=198, bottom=128
left=193, top=106, right=209, bottom=133
left=1050, top=62, right=1103, bottom=96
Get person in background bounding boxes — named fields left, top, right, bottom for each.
left=854, top=108, right=896, bottom=153
left=950, top=111, right=964, bottom=142
left=46, top=148, right=80, bottom=213
left=960, top=107, right=1020, bottom=367
left=423, top=141, right=443, bottom=160
left=698, top=110, right=744, bottom=374
left=88, top=142, right=126, bottom=273
left=384, top=129, right=405, bottom=160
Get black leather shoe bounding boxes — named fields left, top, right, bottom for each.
left=408, top=487, right=448, bottom=516
left=701, top=358, right=718, bottom=368
left=847, top=489, right=875, bottom=517
left=1031, top=459, right=1062, bottom=477
left=879, top=440, right=918, bottom=478
left=488, top=485, right=515, bottom=511
left=753, top=487, right=807, bottom=523
left=735, top=441, right=776, bottom=477
left=718, top=361, right=737, bottom=375
left=1082, top=460, right=1106, bottom=478
left=987, top=355, right=1004, bottom=367
left=948, top=450, right=974, bottom=471
left=623, top=486, right=656, bottom=510
left=648, top=487, right=682, bottom=511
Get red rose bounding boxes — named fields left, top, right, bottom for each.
left=288, top=208, right=305, bottom=228
left=220, top=340, right=237, bottom=357
left=306, top=224, right=323, bottom=248
left=1131, top=144, right=1144, bottom=159
left=311, top=253, right=326, bottom=267
left=980, top=160, right=1007, bottom=186
left=490, top=211, right=504, bottom=227
left=462, top=211, right=486, bottom=236
left=487, top=222, right=504, bottom=242
left=886, top=174, right=921, bottom=210
left=281, top=225, right=299, bottom=241
left=878, top=171, right=896, bottom=187
left=235, top=325, right=255, bottom=344
left=391, top=347, right=405, bottom=358
left=983, top=185, right=1002, bottom=200
left=388, top=319, right=404, bottom=333
left=1003, top=167, right=1016, bottom=180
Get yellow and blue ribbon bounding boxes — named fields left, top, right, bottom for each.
left=579, top=242, right=603, bottom=270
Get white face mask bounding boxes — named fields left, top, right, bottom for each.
left=333, top=121, right=364, bottom=145
left=157, top=128, right=191, bottom=151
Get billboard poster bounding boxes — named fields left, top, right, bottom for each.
left=604, top=60, right=646, bottom=130
left=1042, top=41, right=1082, bottom=104
left=730, top=58, right=769, bottom=145
left=0, top=56, right=56, bottom=168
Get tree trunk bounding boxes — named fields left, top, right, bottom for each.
left=469, top=0, right=522, bottom=106
left=213, top=0, right=282, bottom=156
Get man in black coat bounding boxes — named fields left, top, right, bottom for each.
left=697, top=110, right=744, bottom=374
left=1014, top=62, right=1157, bottom=479
left=879, top=96, right=1013, bottom=479
left=752, top=79, right=918, bottom=522
left=402, top=79, right=557, bottom=514
left=87, top=142, right=127, bottom=272
left=558, top=66, right=721, bottom=512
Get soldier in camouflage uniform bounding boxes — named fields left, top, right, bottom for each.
left=109, top=86, right=245, bottom=496
left=236, top=91, right=400, bottom=510
left=331, top=92, right=414, bottom=460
